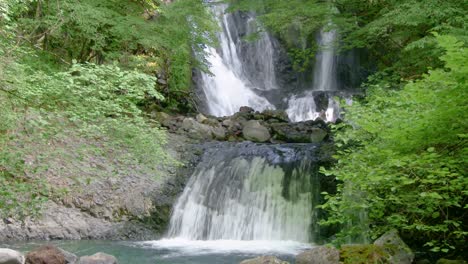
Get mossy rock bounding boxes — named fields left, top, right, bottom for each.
left=340, top=244, right=390, bottom=264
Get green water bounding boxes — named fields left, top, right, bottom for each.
left=2, top=240, right=303, bottom=264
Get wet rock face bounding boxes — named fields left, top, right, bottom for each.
left=154, top=107, right=330, bottom=144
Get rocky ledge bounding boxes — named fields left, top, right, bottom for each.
left=154, top=106, right=332, bottom=143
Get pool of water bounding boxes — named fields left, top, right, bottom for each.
left=2, top=239, right=312, bottom=264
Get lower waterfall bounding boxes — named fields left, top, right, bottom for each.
left=166, top=142, right=327, bottom=243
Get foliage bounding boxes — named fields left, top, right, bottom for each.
left=319, top=35, right=467, bottom=256
left=7, top=0, right=216, bottom=111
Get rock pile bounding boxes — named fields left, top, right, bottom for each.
left=154, top=107, right=330, bottom=143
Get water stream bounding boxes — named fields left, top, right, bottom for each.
left=197, top=3, right=346, bottom=121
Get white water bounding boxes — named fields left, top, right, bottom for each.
left=287, top=95, right=340, bottom=123
left=200, top=5, right=276, bottom=116
left=168, top=157, right=315, bottom=242
left=313, top=27, right=338, bottom=91
left=286, top=27, right=340, bottom=122
left=139, top=239, right=311, bottom=257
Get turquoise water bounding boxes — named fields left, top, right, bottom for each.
left=2, top=239, right=311, bottom=264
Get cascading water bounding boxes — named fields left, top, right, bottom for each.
left=167, top=143, right=325, bottom=243
left=197, top=3, right=350, bottom=122
left=286, top=27, right=341, bottom=122
left=199, top=4, right=277, bottom=117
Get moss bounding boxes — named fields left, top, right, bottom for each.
left=340, top=244, right=390, bottom=264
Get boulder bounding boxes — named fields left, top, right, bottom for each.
left=57, top=248, right=77, bottom=264
left=180, top=118, right=213, bottom=140
left=340, top=244, right=388, bottom=263
left=374, top=229, right=414, bottom=264
left=0, top=248, right=24, bottom=264
left=309, top=128, right=327, bottom=143
left=240, top=256, right=289, bottom=264
left=210, top=126, right=226, bottom=140
left=77, top=253, right=117, bottom=264
left=25, top=245, right=66, bottom=264
left=261, top=109, right=290, bottom=122
left=239, top=106, right=254, bottom=113
left=196, top=113, right=207, bottom=123
left=242, top=120, right=271, bottom=142
left=296, top=246, right=340, bottom=264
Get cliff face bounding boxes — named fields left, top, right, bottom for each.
left=0, top=132, right=198, bottom=241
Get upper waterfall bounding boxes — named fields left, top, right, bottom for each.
left=198, top=4, right=277, bottom=117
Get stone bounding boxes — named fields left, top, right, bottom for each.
left=296, top=246, right=340, bottom=264
left=196, top=113, right=207, bottom=123
left=340, top=244, right=388, bottom=264
left=239, top=106, right=254, bottom=113
left=309, top=128, right=328, bottom=143
left=77, top=253, right=117, bottom=264
left=374, top=229, right=414, bottom=264
left=240, top=256, right=289, bottom=264
left=261, top=109, right=290, bottom=122
left=436, top=259, right=467, bottom=264
left=181, top=118, right=213, bottom=140
left=242, top=120, right=271, bottom=142
left=57, top=248, right=77, bottom=264
left=0, top=248, right=24, bottom=264
left=25, top=245, right=66, bottom=264
left=210, top=126, right=226, bottom=140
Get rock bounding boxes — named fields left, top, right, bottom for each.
left=239, top=106, right=254, bottom=113
left=261, top=109, right=289, bottom=122
left=25, top=245, right=66, bottom=264
left=340, top=244, right=388, bottom=264
left=296, top=246, right=340, bottom=264
left=77, top=253, right=117, bottom=264
left=196, top=113, right=207, bottom=123
left=240, top=256, right=289, bottom=264
left=0, top=248, right=24, bottom=264
left=242, top=120, right=271, bottom=142
left=210, top=126, right=226, bottom=140
left=181, top=118, right=213, bottom=140
left=309, top=128, right=327, bottom=143
left=57, top=248, right=77, bottom=264
left=436, top=259, right=467, bottom=264
left=374, top=229, right=414, bottom=264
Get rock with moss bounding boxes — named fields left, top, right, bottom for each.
left=240, top=256, right=289, bottom=264
left=340, top=244, right=389, bottom=264
left=374, top=229, right=414, bottom=264
left=296, top=246, right=340, bottom=264
left=242, top=120, right=271, bottom=142
left=25, top=245, right=67, bottom=264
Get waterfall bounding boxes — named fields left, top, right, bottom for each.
left=285, top=27, right=340, bottom=122
left=198, top=4, right=277, bottom=117
left=167, top=143, right=325, bottom=242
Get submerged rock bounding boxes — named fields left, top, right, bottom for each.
left=242, top=120, right=271, bottom=142
left=0, top=248, right=24, bottom=264
left=374, top=229, right=414, bottom=264
left=77, top=253, right=117, bottom=264
left=25, top=245, right=66, bottom=264
left=240, top=256, right=289, bottom=264
left=296, top=246, right=340, bottom=264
